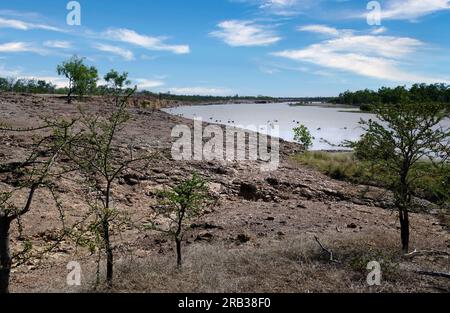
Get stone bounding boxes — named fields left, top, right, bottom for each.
left=239, top=182, right=259, bottom=201
left=236, top=234, right=250, bottom=243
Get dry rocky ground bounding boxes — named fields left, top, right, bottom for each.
left=0, top=93, right=449, bottom=293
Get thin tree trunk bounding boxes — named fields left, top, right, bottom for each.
left=0, top=217, right=12, bottom=294
left=102, top=218, right=113, bottom=287
left=104, top=183, right=113, bottom=287
left=399, top=209, right=410, bottom=253
left=398, top=164, right=411, bottom=254
left=175, top=237, right=182, bottom=268
left=175, top=208, right=185, bottom=268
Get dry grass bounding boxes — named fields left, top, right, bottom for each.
left=81, top=234, right=446, bottom=293
left=293, top=151, right=450, bottom=205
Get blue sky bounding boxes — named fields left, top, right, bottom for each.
left=0, top=0, right=449, bottom=97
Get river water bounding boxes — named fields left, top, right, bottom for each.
left=163, top=102, right=375, bottom=150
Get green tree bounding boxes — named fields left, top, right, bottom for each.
left=147, top=173, right=210, bottom=268
left=293, top=125, right=314, bottom=151
left=104, top=70, right=132, bottom=106
left=57, top=56, right=98, bottom=103
left=0, top=78, right=8, bottom=92
left=353, top=102, right=449, bottom=253
left=60, top=86, right=149, bottom=287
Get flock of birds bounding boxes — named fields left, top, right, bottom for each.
left=169, top=112, right=349, bottom=131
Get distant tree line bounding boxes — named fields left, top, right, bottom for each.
left=333, top=84, right=450, bottom=110
left=0, top=77, right=59, bottom=94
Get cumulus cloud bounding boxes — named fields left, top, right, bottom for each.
left=379, top=0, right=450, bottom=20
left=210, top=20, right=281, bottom=47
left=297, top=24, right=341, bottom=36
left=104, top=28, right=190, bottom=54
left=273, top=27, right=448, bottom=84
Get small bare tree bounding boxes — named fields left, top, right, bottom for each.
left=147, top=173, right=210, bottom=268
left=61, top=85, right=151, bottom=287
left=0, top=120, right=75, bottom=293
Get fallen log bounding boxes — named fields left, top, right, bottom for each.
left=416, top=270, right=450, bottom=279
left=314, top=236, right=341, bottom=264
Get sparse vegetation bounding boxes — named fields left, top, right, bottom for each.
left=0, top=119, right=76, bottom=293
left=293, top=125, right=314, bottom=151
left=1, top=57, right=449, bottom=294
left=147, top=173, right=211, bottom=268
left=294, top=151, right=449, bottom=206
left=57, top=56, right=99, bottom=103
left=57, top=79, right=149, bottom=287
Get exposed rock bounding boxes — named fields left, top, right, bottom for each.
left=208, top=182, right=222, bottom=195
left=196, top=232, right=213, bottom=242
left=239, top=182, right=259, bottom=201
left=191, top=222, right=223, bottom=230
left=236, top=234, right=251, bottom=243
left=266, top=177, right=279, bottom=187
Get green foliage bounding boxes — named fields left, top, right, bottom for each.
left=293, top=125, right=314, bottom=151
left=351, top=102, right=449, bottom=252
left=104, top=70, right=131, bottom=91
left=294, top=151, right=450, bottom=207
left=348, top=250, right=400, bottom=281
left=0, top=77, right=56, bottom=94
left=0, top=119, right=77, bottom=293
left=57, top=86, right=150, bottom=286
left=147, top=173, right=210, bottom=267
left=334, top=84, right=450, bottom=108
left=57, top=56, right=98, bottom=102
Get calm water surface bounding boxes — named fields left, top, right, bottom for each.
left=163, top=102, right=375, bottom=150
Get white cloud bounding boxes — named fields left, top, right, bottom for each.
left=94, top=43, right=134, bottom=61
left=260, top=0, right=297, bottom=7
left=27, top=76, right=69, bottom=88
left=0, top=64, right=69, bottom=88
left=210, top=20, right=281, bottom=47
left=273, top=28, right=449, bottom=84
left=0, top=16, right=62, bottom=32
left=0, top=42, right=43, bottom=54
left=298, top=24, right=341, bottom=36
left=44, top=40, right=72, bottom=49
left=380, top=0, right=450, bottom=20
left=234, top=0, right=318, bottom=16
left=104, top=28, right=190, bottom=54
left=135, top=78, right=165, bottom=90
left=371, top=26, right=388, bottom=35
left=168, top=87, right=233, bottom=96
left=0, top=64, right=22, bottom=77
